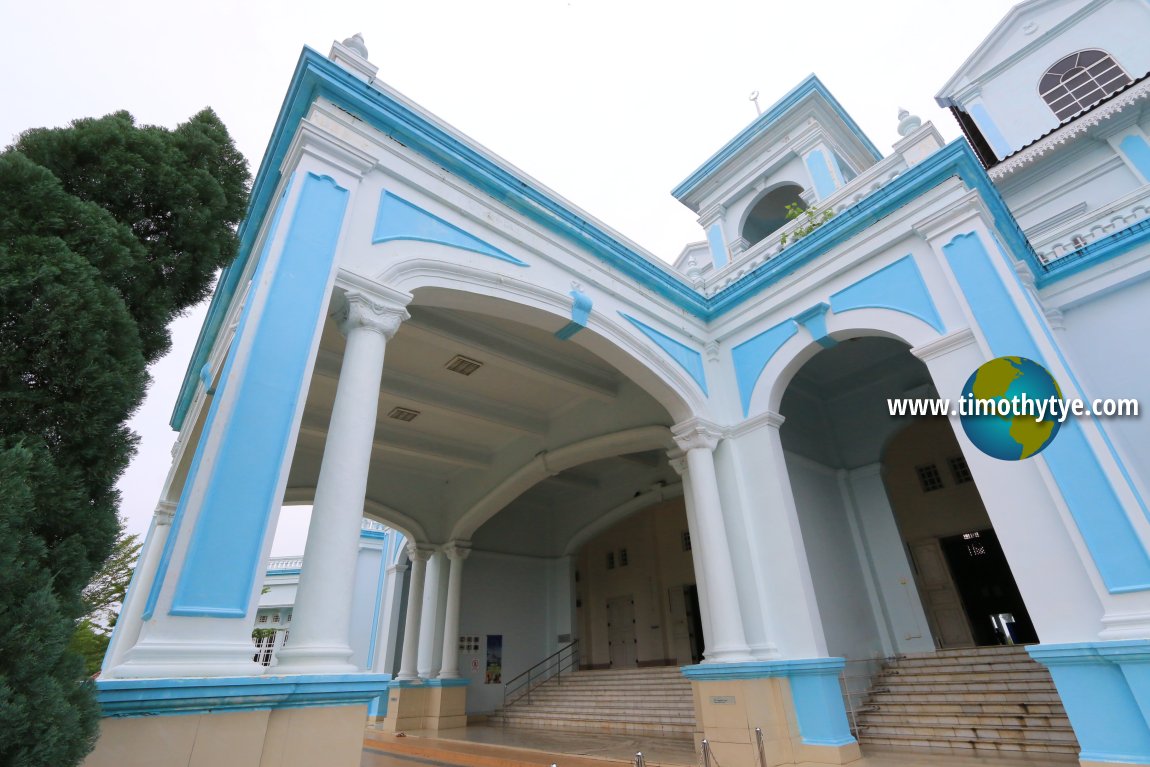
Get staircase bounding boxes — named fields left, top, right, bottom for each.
left=488, top=667, right=696, bottom=736
left=855, top=645, right=1079, bottom=760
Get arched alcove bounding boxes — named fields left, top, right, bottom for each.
left=742, top=184, right=806, bottom=245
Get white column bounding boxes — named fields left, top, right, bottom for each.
left=396, top=545, right=431, bottom=681
left=276, top=292, right=408, bottom=673
left=667, top=452, right=714, bottom=649
left=417, top=551, right=446, bottom=677
left=672, top=419, right=753, bottom=663
left=102, top=501, right=176, bottom=672
left=372, top=562, right=408, bottom=675
left=438, top=543, right=471, bottom=679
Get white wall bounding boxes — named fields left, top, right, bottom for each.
left=786, top=452, right=886, bottom=661
left=458, top=550, right=554, bottom=714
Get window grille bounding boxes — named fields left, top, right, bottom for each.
left=916, top=463, right=944, bottom=492
left=949, top=455, right=973, bottom=484
left=1040, top=50, right=1131, bottom=121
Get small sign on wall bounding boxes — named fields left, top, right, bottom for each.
left=471, top=657, right=480, bottom=673
left=710, top=695, right=736, bottom=705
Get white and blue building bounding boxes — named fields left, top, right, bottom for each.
left=88, top=2, right=1150, bottom=766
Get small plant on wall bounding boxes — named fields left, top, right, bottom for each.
left=779, top=202, right=834, bottom=247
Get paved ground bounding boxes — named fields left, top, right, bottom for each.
left=362, top=725, right=1073, bottom=767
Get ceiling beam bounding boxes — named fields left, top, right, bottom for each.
left=314, top=349, right=549, bottom=435
left=404, top=309, right=619, bottom=402
left=299, top=413, right=493, bottom=469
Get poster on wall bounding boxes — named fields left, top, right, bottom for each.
left=485, top=634, right=502, bottom=684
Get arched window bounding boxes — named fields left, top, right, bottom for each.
left=1040, top=49, right=1131, bottom=122
left=742, top=184, right=806, bottom=246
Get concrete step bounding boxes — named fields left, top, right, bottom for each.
left=858, top=711, right=1073, bottom=731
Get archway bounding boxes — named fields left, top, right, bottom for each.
left=742, top=184, right=805, bottom=245
left=776, top=335, right=1040, bottom=659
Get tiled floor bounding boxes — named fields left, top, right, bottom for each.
left=362, top=724, right=1074, bottom=767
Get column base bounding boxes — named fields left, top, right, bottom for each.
left=1030, top=642, right=1150, bottom=766
left=108, top=637, right=267, bottom=679
left=84, top=674, right=391, bottom=767
left=274, top=644, right=357, bottom=674
left=683, top=660, right=859, bottom=767
left=379, top=679, right=469, bottom=733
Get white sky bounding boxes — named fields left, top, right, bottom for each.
left=0, top=0, right=1018, bottom=555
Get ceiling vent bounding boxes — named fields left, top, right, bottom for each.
left=387, top=406, right=420, bottom=422
left=445, top=355, right=483, bottom=376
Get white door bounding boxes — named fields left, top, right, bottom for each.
left=607, top=595, right=637, bottom=667
left=910, top=539, right=975, bottom=648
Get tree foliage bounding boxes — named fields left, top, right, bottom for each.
left=0, top=108, right=249, bottom=767
left=70, top=528, right=143, bottom=676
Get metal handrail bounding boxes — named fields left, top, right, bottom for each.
left=503, top=639, right=579, bottom=708
left=838, top=656, right=897, bottom=736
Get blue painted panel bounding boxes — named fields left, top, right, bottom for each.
left=620, top=313, right=708, bottom=396
left=1029, top=644, right=1150, bottom=763
left=805, top=149, right=836, bottom=200
left=169, top=173, right=349, bottom=617
left=943, top=232, right=1150, bottom=593
left=96, top=673, right=392, bottom=718
left=365, top=544, right=390, bottom=670
left=968, top=103, right=1012, bottom=159
left=145, top=174, right=300, bottom=621
left=789, top=666, right=856, bottom=747
left=794, top=303, right=836, bottom=349
left=373, top=190, right=527, bottom=266
left=1120, top=135, right=1150, bottom=183
left=731, top=320, right=799, bottom=416
left=706, top=224, right=728, bottom=268
left=555, top=288, right=593, bottom=340
left=830, top=255, right=945, bottom=332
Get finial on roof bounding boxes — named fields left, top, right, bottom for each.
left=897, top=108, right=922, bottom=138
left=685, top=255, right=703, bottom=285
left=342, top=33, right=369, bottom=59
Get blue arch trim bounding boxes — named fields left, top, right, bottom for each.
left=830, top=255, right=945, bottom=333
left=373, top=191, right=527, bottom=266
left=555, top=288, right=593, bottom=340
left=620, top=314, right=708, bottom=396
left=732, top=320, right=799, bottom=416
left=943, top=231, right=1150, bottom=593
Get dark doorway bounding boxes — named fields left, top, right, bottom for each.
left=684, top=585, right=704, bottom=664
left=939, top=529, right=1038, bottom=645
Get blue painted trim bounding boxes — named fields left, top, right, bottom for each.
left=829, top=255, right=945, bottom=333
left=388, top=679, right=430, bottom=689
left=145, top=174, right=300, bottom=621
left=620, top=313, right=708, bottom=396
left=731, top=320, right=799, bottom=416
left=681, top=659, right=854, bottom=748
left=373, top=190, right=527, bottom=266
left=794, top=303, right=836, bottom=349
left=265, top=568, right=302, bottom=577
left=706, top=223, right=728, bottom=268
left=1028, top=642, right=1150, bottom=762
left=95, top=673, right=392, bottom=718
left=171, top=58, right=1037, bottom=430
left=1039, top=218, right=1150, bottom=287
left=170, top=173, right=349, bottom=618
left=805, top=149, right=837, bottom=201
left=1120, top=135, right=1150, bottom=183
left=673, top=75, right=882, bottom=200
left=555, top=288, right=593, bottom=340
left=943, top=232, right=1150, bottom=593
left=424, top=678, right=470, bottom=687
left=968, top=103, right=1012, bottom=160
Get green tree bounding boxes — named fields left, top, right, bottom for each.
left=0, top=109, right=249, bottom=767
left=69, top=528, right=143, bottom=676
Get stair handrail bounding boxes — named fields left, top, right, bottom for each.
left=502, top=639, right=579, bottom=708
left=839, top=656, right=897, bottom=737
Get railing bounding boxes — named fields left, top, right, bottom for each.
left=1031, top=184, right=1150, bottom=265
left=839, top=656, right=896, bottom=737
left=502, top=639, right=579, bottom=708
left=266, top=557, right=304, bottom=571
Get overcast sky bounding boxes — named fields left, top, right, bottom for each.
left=1, top=0, right=1018, bottom=555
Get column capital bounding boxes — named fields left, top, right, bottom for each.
left=444, top=541, right=472, bottom=562
left=154, top=500, right=177, bottom=525
left=671, top=417, right=724, bottom=453
left=336, top=290, right=409, bottom=340
left=406, top=543, right=434, bottom=563
left=666, top=448, right=689, bottom=477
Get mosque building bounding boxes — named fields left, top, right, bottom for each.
left=87, top=1, right=1150, bottom=765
